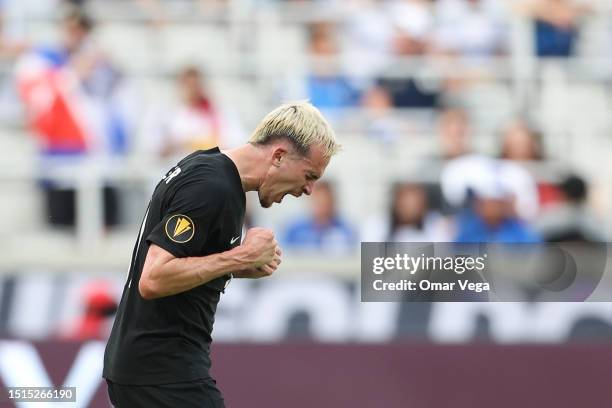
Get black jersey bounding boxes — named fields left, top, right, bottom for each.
left=103, top=147, right=245, bottom=385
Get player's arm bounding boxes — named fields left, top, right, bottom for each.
left=139, top=227, right=280, bottom=299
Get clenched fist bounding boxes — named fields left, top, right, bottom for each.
left=241, top=227, right=279, bottom=267
left=235, top=228, right=282, bottom=279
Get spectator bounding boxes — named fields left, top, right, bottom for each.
left=454, top=167, right=541, bottom=243
left=499, top=119, right=544, bottom=161
left=442, top=130, right=540, bottom=220
left=367, top=0, right=440, bottom=109
left=498, top=118, right=554, bottom=212
left=442, top=156, right=540, bottom=220
left=360, top=85, right=404, bottom=144
left=343, top=0, right=433, bottom=84
left=527, top=0, right=589, bottom=57
left=305, top=22, right=359, bottom=111
left=362, top=182, right=450, bottom=242
left=145, top=65, right=245, bottom=160
left=434, top=0, right=509, bottom=60
left=282, top=181, right=357, bottom=254
left=343, top=0, right=396, bottom=85
left=437, top=106, right=471, bottom=160
left=388, top=0, right=434, bottom=46
left=536, top=174, right=606, bottom=242
left=16, top=8, right=131, bottom=228
left=419, top=106, right=472, bottom=213
left=374, top=28, right=441, bottom=109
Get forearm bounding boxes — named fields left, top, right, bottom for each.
left=140, top=246, right=252, bottom=299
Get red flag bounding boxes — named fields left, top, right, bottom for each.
left=16, top=52, right=90, bottom=152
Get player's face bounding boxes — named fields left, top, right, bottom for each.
left=259, top=144, right=329, bottom=208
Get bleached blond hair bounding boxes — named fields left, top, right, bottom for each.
left=249, top=101, right=341, bottom=159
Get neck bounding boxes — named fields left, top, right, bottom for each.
left=222, top=144, right=266, bottom=192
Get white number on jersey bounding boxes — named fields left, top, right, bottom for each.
left=163, top=166, right=181, bottom=184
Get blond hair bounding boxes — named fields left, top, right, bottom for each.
left=249, top=101, right=340, bottom=159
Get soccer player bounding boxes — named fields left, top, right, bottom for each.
left=103, top=101, right=340, bottom=407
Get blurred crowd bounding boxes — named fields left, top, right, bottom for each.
left=0, top=0, right=606, bottom=250
left=287, top=0, right=588, bottom=113
left=282, top=109, right=606, bottom=254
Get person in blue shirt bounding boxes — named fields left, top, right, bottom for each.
left=531, top=0, right=589, bottom=57
left=455, top=183, right=541, bottom=243
left=305, top=22, right=359, bottom=110
left=282, top=180, right=356, bottom=254
left=17, top=9, right=129, bottom=228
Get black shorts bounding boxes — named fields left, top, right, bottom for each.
left=106, top=379, right=225, bottom=408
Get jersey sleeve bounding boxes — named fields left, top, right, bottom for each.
left=146, top=180, right=225, bottom=258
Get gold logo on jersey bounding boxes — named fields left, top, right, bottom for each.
left=165, top=214, right=195, bottom=243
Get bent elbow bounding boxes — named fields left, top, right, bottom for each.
left=139, top=277, right=160, bottom=300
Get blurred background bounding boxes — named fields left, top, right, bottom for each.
left=1, top=0, right=612, bottom=406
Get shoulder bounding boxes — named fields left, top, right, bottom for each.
left=178, top=176, right=231, bottom=202
left=181, top=155, right=232, bottom=189
left=169, top=150, right=242, bottom=204
left=167, top=172, right=230, bottom=216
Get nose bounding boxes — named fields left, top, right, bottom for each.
left=303, top=183, right=313, bottom=196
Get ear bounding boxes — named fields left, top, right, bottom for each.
left=271, top=146, right=288, bottom=167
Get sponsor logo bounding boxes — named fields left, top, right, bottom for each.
left=165, top=214, right=195, bottom=243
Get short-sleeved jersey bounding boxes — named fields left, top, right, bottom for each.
left=103, top=147, right=245, bottom=385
